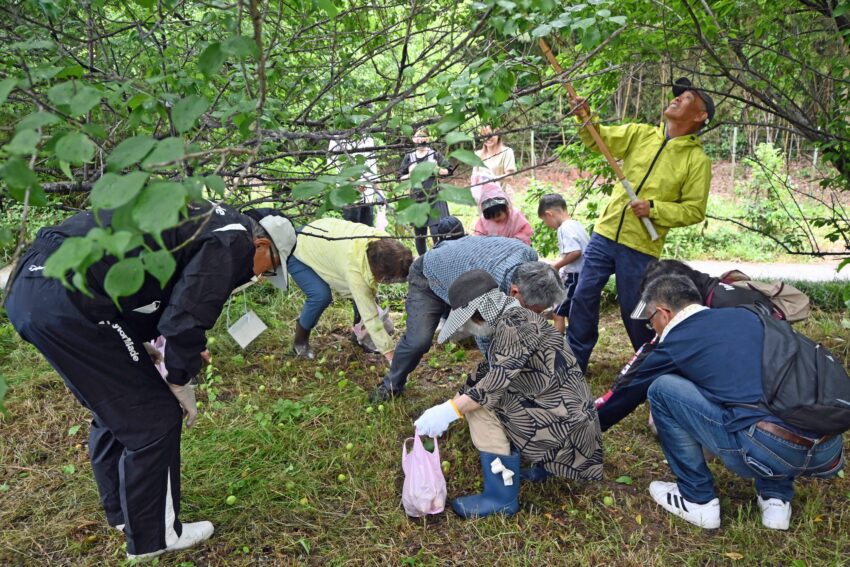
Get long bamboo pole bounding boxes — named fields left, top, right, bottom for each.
left=539, top=38, right=658, bottom=240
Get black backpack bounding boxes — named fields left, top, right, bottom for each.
left=744, top=305, right=850, bottom=436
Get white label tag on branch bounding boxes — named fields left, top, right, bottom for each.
left=228, top=310, right=267, bottom=349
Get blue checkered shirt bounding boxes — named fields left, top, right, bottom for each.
left=422, top=236, right=538, bottom=303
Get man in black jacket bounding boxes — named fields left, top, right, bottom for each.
left=4, top=202, right=292, bottom=560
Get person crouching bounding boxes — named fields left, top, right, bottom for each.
left=413, top=270, right=603, bottom=518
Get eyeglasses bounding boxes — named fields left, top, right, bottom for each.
left=645, top=309, right=659, bottom=330
left=262, top=245, right=280, bottom=278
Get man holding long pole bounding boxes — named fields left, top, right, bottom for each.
left=564, top=77, right=714, bottom=372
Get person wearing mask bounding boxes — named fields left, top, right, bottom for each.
left=399, top=128, right=451, bottom=255
left=4, top=202, right=294, bottom=561
left=414, top=270, right=603, bottom=519
left=369, top=234, right=564, bottom=402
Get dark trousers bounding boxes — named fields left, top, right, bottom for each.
left=5, top=246, right=184, bottom=556
left=342, top=204, right=375, bottom=227
left=567, top=233, right=656, bottom=372
left=413, top=200, right=450, bottom=255
left=381, top=257, right=450, bottom=392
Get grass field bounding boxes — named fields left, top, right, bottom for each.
left=2, top=282, right=850, bottom=566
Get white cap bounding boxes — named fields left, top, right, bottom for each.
left=258, top=215, right=296, bottom=290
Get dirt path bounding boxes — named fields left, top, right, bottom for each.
left=688, top=260, right=849, bottom=282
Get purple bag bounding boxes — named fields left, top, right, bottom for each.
left=401, top=430, right=447, bottom=517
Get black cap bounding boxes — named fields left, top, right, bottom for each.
left=434, top=216, right=465, bottom=242
left=447, top=269, right=498, bottom=309
left=672, top=77, right=715, bottom=126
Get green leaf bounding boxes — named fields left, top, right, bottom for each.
left=614, top=475, right=633, bottom=485
left=395, top=201, right=431, bottom=227
left=55, top=132, right=95, bottom=165
left=56, top=64, right=85, bottom=79
left=43, top=237, right=94, bottom=285
left=141, top=249, right=176, bottom=288
left=574, top=17, right=596, bottom=30
left=68, top=86, right=102, bottom=116
left=3, top=129, right=40, bottom=156
left=437, top=184, right=475, bottom=206
left=47, top=81, right=77, bottom=106
left=0, top=77, right=17, bottom=105
left=91, top=171, right=149, bottom=210
left=82, top=123, right=108, bottom=139
left=141, top=137, right=185, bottom=169
left=107, top=135, right=157, bottom=171
left=317, top=0, right=338, bottom=19
left=222, top=36, right=259, bottom=59
left=104, top=257, right=145, bottom=303
left=531, top=23, right=552, bottom=37
left=131, top=181, right=187, bottom=236
left=90, top=229, right=140, bottom=259
left=172, top=95, right=209, bottom=134
left=609, top=15, right=626, bottom=25
left=1, top=157, right=38, bottom=189
left=198, top=42, right=226, bottom=77
left=204, top=175, right=226, bottom=197
left=409, top=161, right=438, bottom=187
left=59, top=160, right=73, bottom=180
left=16, top=112, right=60, bottom=132
left=329, top=185, right=360, bottom=207
left=444, top=131, right=474, bottom=145
left=292, top=180, right=326, bottom=200
left=448, top=148, right=485, bottom=168
left=62, top=464, right=76, bottom=475
left=67, top=424, right=81, bottom=436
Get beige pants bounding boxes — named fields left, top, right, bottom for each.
left=466, top=407, right=511, bottom=456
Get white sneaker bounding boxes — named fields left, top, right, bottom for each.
left=649, top=481, right=721, bottom=529
left=757, top=495, right=791, bottom=530
left=127, top=521, right=215, bottom=562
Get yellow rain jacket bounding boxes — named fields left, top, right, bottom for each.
left=293, top=217, right=394, bottom=354
left=578, top=120, right=711, bottom=257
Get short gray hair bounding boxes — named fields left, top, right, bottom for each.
left=511, top=261, right=565, bottom=307
left=641, top=274, right=702, bottom=313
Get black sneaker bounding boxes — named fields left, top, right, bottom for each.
left=369, top=383, right=401, bottom=403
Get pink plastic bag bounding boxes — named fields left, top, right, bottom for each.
left=401, top=431, right=447, bottom=517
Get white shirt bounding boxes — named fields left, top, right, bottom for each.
left=557, top=219, right=590, bottom=276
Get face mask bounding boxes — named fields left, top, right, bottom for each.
left=464, top=319, right=494, bottom=337
left=415, top=142, right=427, bottom=148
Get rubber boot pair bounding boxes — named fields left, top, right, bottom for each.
left=452, top=450, right=520, bottom=519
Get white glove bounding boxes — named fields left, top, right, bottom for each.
left=414, top=400, right=461, bottom=438
left=168, top=382, right=198, bottom=428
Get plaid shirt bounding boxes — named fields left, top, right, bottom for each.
left=422, top=236, right=538, bottom=303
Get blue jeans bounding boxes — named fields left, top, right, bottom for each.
left=567, top=233, right=656, bottom=372
left=287, top=257, right=332, bottom=331
left=648, top=374, right=845, bottom=504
